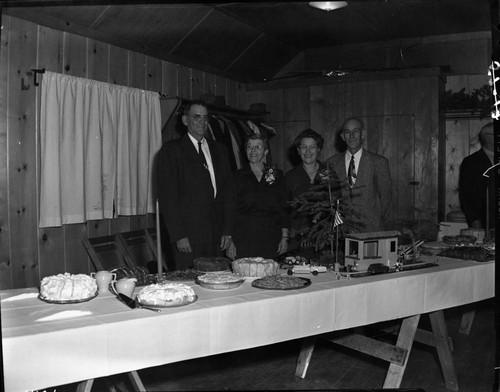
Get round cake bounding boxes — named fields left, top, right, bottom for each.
left=194, top=257, right=231, bottom=272
left=40, top=273, right=98, bottom=301
left=136, top=283, right=196, bottom=306
left=232, top=257, right=279, bottom=277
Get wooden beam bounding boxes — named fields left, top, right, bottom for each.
left=325, top=332, right=408, bottom=366
left=247, top=66, right=446, bottom=91
left=295, top=336, right=317, bottom=379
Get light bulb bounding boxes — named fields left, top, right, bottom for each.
left=308, top=2, right=348, bottom=12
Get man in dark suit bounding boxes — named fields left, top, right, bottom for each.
left=458, top=122, right=495, bottom=230
left=157, top=101, right=235, bottom=270
left=327, top=117, right=392, bottom=232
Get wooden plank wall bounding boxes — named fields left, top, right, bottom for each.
left=0, top=15, right=246, bottom=289
left=0, top=15, right=487, bottom=290
left=247, top=75, right=442, bottom=238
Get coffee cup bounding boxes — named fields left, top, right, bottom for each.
left=91, top=271, right=117, bottom=293
left=111, top=278, right=137, bottom=298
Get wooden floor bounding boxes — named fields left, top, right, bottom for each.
left=59, top=299, right=496, bottom=392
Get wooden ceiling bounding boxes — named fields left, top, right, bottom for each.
left=1, top=0, right=493, bottom=83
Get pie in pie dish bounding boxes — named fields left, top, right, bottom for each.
left=136, top=283, right=197, bottom=307
left=196, top=271, right=245, bottom=290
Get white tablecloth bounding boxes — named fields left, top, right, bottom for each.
left=1, top=257, right=494, bottom=391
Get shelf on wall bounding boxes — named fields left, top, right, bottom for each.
left=443, top=109, right=491, bottom=119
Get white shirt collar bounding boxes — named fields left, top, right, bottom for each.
left=187, top=133, right=205, bottom=150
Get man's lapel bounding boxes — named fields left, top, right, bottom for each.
left=354, top=150, right=368, bottom=187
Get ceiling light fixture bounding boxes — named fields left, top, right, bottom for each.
left=308, top=2, right=348, bottom=12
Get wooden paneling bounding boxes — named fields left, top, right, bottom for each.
left=0, top=16, right=12, bottom=289
left=63, top=32, right=87, bottom=77
left=445, top=120, right=470, bottom=213
left=0, top=15, right=245, bottom=289
left=191, top=68, right=203, bottom=100
left=8, top=17, right=40, bottom=288
left=177, top=64, right=191, bottom=99
left=251, top=73, right=443, bottom=237
left=87, top=40, right=109, bottom=83
left=162, top=61, right=178, bottom=97
left=129, top=51, right=146, bottom=89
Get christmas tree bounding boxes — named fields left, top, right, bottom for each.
left=289, top=163, right=360, bottom=258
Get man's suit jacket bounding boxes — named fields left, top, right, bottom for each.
left=458, top=148, right=495, bottom=228
left=327, top=149, right=392, bottom=232
left=157, top=134, right=235, bottom=245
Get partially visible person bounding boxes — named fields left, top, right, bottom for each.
left=459, top=122, right=495, bottom=229
left=285, top=129, right=339, bottom=248
left=227, top=134, right=290, bottom=260
left=327, top=117, right=392, bottom=232
left=157, top=101, right=235, bottom=270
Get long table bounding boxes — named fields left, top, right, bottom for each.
left=1, top=257, right=494, bottom=391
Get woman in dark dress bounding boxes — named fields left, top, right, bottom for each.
left=227, top=134, right=290, bottom=260
left=285, top=129, right=338, bottom=250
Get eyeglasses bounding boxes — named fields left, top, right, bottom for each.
left=191, top=114, right=209, bottom=122
left=299, top=145, right=319, bottom=153
left=342, top=129, right=361, bottom=137
left=246, top=144, right=264, bottom=151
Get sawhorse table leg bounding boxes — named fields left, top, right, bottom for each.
left=383, top=314, right=420, bottom=388
left=295, top=336, right=317, bottom=378
left=76, top=371, right=146, bottom=392
left=295, top=310, right=458, bottom=390
left=429, top=310, right=458, bottom=391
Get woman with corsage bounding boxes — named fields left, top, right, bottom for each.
left=285, top=129, right=339, bottom=250
left=227, top=134, right=290, bottom=260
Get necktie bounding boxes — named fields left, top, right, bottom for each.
left=348, top=156, right=356, bottom=187
left=198, top=141, right=208, bottom=170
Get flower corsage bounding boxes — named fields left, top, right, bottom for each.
left=263, top=166, right=277, bottom=185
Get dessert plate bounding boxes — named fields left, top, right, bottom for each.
left=38, top=291, right=98, bottom=304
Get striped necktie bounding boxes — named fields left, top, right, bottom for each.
left=348, top=155, right=356, bottom=187
left=198, top=141, right=208, bottom=170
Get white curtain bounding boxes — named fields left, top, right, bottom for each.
left=39, top=71, right=161, bottom=228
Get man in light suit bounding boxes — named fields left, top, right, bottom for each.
left=327, top=117, right=392, bottom=232
left=157, top=101, right=235, bottom=270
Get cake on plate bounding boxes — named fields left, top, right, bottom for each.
left=40, top=273, right=98, bottom=301
left=232, top=257, right=279, bottom=277
left=136, top=283, right=196, bottom=306
left=194, top=257, right=231, bottom=272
